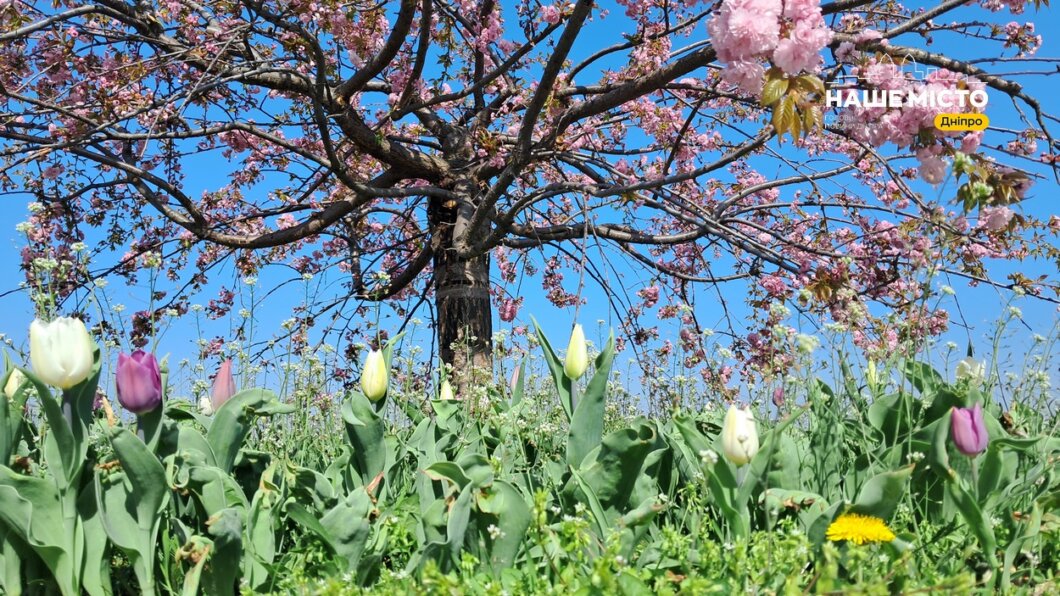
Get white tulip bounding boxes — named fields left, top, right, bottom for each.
left=197, top=395, right=214, bottom=416
left=4, top=368, right=26, bottom=399
left=721, top=405, right=759, bottom=466
left=360, top=349, right=388, bottom=401
left=564, top=324, right=588, bottom=380
left=29, top=317, right=95, bottom=389
left=955, top=357, right=985, bottom=385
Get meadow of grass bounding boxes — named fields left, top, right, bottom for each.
left=0, top=313, right=1057, bottom=595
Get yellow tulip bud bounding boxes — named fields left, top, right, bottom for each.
left=564, top=324, right=588, bottom=380
left=439, top=378, right=456, bottom=401
left=721, top=405, right=759, bottom=466
left=865, top=360, right=878, bottom=392
left=4, top=369, right=26, bottom=399
left=360, top=349, right=388, bottom=401
left=29, top=317, right=95, bottom=389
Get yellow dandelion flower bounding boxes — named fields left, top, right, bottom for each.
left=825, top=513, right=896, bottom=545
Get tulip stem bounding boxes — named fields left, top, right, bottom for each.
left=135, top=406, right=164, bottom=450
left=971, top=458, right=980, bottom=498
left=61, top=393, right=75, bottom=432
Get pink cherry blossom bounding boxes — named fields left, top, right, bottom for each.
left=978, top=206, right=1015, bottom=232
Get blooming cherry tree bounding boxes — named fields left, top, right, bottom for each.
left=0, top=0, right=1056, bottom=386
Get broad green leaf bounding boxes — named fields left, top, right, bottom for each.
left=24, top=370, right=78, bottom=490
left=572, top=423, right=656, bottom=520
left=867, top=392, right=905, bottom=444
left=569, top=468, right=610, bottom=539
left=477, top=480, right=531, bottom=568
left=947, top=476, right=998, bottom=568
left=0, top=467, right=74, bottom=595
left=903, top=360, right=943, bottom=394
left=208, top=389, right=294, bottom=473
left=850, top=466, right=914, bottom=520
left=244, top=469, right=279, bottom=591
left=200, top=509, right=242, bottom=596
left=531, top=317, right=574, bottom=419
left=446, top=487, right=473, bottom=562
left=424, top=461, right=471, bottom=491
left=342, top=392, right=387, bottom=485
left=456, top=452, right=494, bottom=489
left=0, top=526, right=24, bottom=596
left=185, top=465, right=249, bottom=516
left=103, top=427, right=170, bottom=595
left=78, top=480, right=111, bottom=596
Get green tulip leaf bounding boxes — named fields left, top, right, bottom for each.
left=946, top=476, right=998, bottom=568
left=78, top=480, right=111, bottom=596
left=0, top=467, right=75, bottom=595
left=456, top=452, right=494, bottom=489
left=446, top=486, right=473, bottom=563
left=22, top=369, right=80, bottom=490
left=478, top=480, right=531, bottom=569
left=99, top=427, right=170, bottom=595
left=850, top=466, right=914, bottom=520
left=199, top=508, right=243, bottom=596
left=903, top=360, right=944, bottom=394
left=569, top=468, right=610, bottom=539
left=531, top=317, right=574, bottom=420
left=185, top=465, right=249, bottom=516
left=867, top=392, right=906, bottom=444
left=208, top=389, right=294, bottom=473
left=424, top=461, right=471, bottom=491
left=342, top=392, right=387, bottom=486
left=570, top=423, right=656, bottom=523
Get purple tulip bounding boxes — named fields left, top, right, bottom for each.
left=116, top=351, right=162, bottom=414
left=211, top=359, right=237, bottom=409
left=951, top=403, right=989, bottom=456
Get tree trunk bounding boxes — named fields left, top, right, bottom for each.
left=432, top=192, right=493, bottom=399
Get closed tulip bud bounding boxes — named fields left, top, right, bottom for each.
left=210, top=359, right=237, bottom=409
left=439, top=378, right=456, bottom=401
left=116, top=351, right=162, bottom=414
left=564, top=324, right=588, bottom=380
left=29, top=317, right=95, bottom=389
left=951, top=403, right=989, bottom=456
left=865, top=359, right=878, bottom=391
left=360, top=349, right=388, bottom=401
left=4, top=369, right=26, bottom=399
left=771, top=386, right=785, bottom=408
left=721, top=405, right=759, bottom=466
left=198, top=395, right=214, bottom=416
left=509, top=365, right=521, bottom=393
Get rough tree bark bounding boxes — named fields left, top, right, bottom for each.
left=434, top=249, right=493, bottom=391
left=430, top=181, right=493, bottom=394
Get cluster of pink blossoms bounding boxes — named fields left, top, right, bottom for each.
left=707, top=0, right=833, bottom=94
